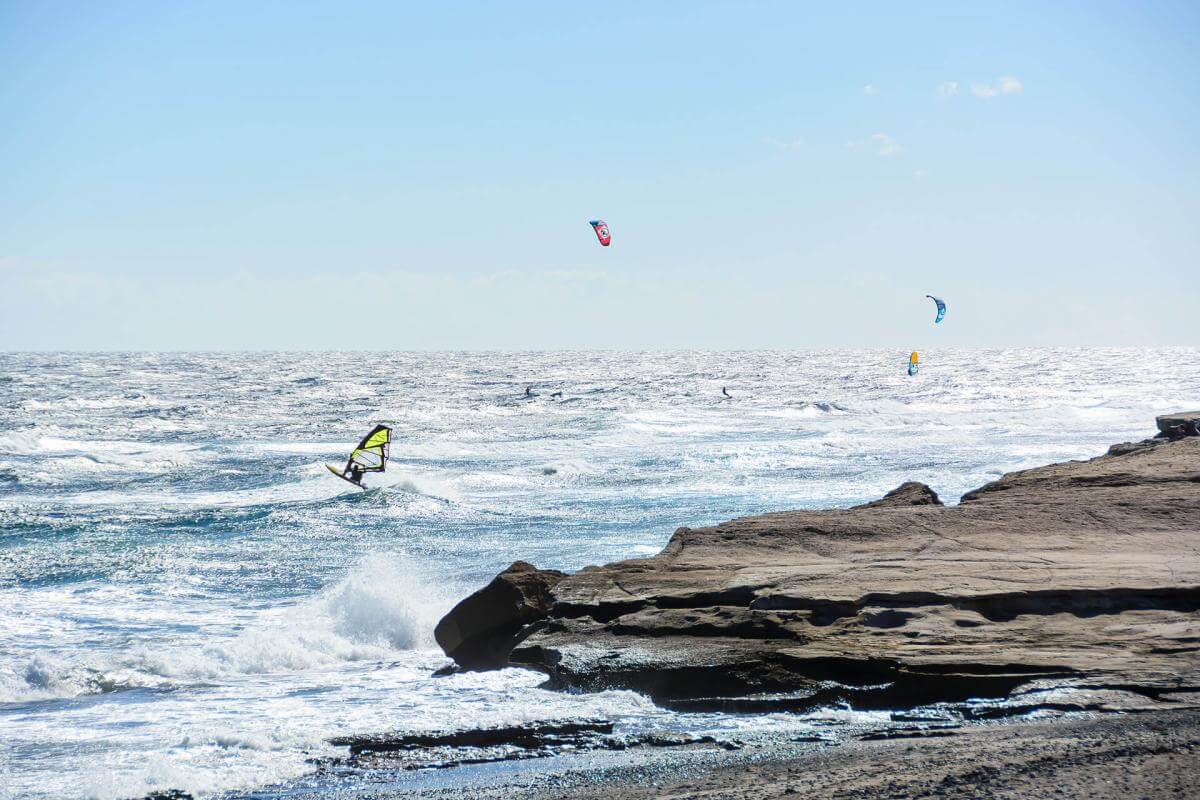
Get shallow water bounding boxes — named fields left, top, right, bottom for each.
left=1, top=349, right=1196, bottom=799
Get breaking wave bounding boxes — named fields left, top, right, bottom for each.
left=0, top=553, right=443, bottom=702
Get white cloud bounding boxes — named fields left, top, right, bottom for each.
left=871, top=132, right=901, bottom=157
left=998, top=75, right=1023, bottom=94
left=863, top=84, right=878, bottom=96
left=846, top=133, right=901, bottom=157
left=971, top=75, right=1022, bottom=99
left=937, top=81, right=959, bottom=97
left=763, top=136, right=805, bottom=152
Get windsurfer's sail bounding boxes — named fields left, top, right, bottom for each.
left=345, top=424, right=392, bottom=474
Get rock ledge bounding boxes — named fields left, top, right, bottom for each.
left=438, top=418, right=1200, bottom=710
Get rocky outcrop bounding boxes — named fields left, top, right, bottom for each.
left=434, top=561, right=565, bottom=670
left=1157, top=411, right=1200, bottom=439
left=325, top=718, right=735, bottom=774
left=438, top=420, right=1200, bottom=711
left=854, top=481, right=942, bottom=509
left=331, top=719, right=614, bottom=755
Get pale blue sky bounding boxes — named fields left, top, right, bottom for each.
left=2, top=1, right=1197, bottom=349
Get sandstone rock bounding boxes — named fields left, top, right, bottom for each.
left=854, top=481, right=943, bottom=509
left=1156, top=411, right=1200, bottom=439
left=511, top=435, right=1200, bottom=707
left=434, top=561, right=565, bottom=670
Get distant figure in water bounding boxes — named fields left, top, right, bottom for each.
left=722, top=386, right=732, bottom=399
left=550, top=391, right=563, bottom=399
left=525, top=386, right=535, bottom=397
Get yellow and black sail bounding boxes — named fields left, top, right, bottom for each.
left=345, top=424, right=392, bottom=474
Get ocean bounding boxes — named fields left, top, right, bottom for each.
left=1, top=349, right=1196, bottom=799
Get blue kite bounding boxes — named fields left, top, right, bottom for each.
left=926, top=295, right=946, bottom=324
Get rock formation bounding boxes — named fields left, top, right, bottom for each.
left=1156, top=410, right=1200, bottom=439
left=438, top=420, right=1200, bottom=710
left=434, top=560, right=565, bottom=670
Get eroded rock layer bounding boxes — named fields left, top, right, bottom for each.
left=442, top=427, right=1200, bottom=709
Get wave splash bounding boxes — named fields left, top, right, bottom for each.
left=1, top=553, right=442, bottom=702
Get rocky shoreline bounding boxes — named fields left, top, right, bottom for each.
left=508, top=710, right=1200, bottom=800
left=437, top=413, right=1200, bottom=713
left=149, top=414, right=1200, bottom=800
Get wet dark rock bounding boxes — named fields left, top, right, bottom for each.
left=331, top=719, right=612, bottom=754
left=325, top=718, right=729, bottom=773
left=434, top=560, right=565, bottom=670
left=637, top=732, right=719, bottom=748
left=432, top=416, right=1200, bottom=711
left=890, top=710, right=958, bottom=723
left=859, top=728, right=961, bottom=741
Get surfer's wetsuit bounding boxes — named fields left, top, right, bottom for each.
left=348, top=464, right=365, bottom=486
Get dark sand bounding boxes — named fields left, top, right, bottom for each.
left=351, top=710, right=1199, bottom=799
left=519, top=710, right=1200, bottom=800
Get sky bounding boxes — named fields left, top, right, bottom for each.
left=1, top=1, right=1198, bottom=350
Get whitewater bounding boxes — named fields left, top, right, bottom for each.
left=1, top=349, right=1197, bottom=799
